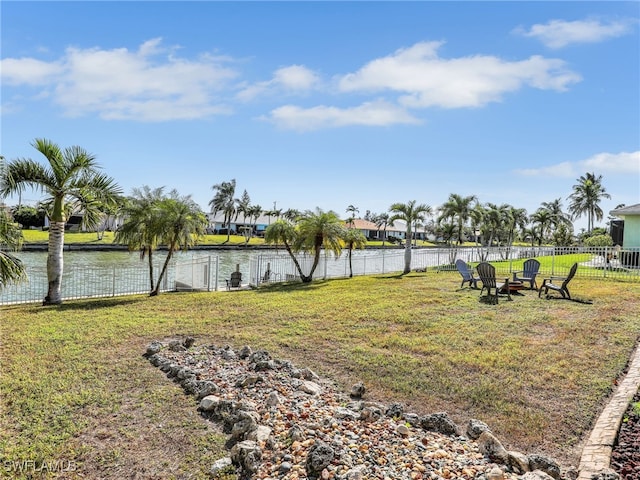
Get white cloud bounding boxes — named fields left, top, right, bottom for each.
left=237, top=65, right=320, bottom=101
left=265, top=100, right=421, bottom=131
left=515, top=18, right=635, bottom=49
left=1, top=57, right=64, bottom=85
left=337, top=41, right=581, bottom=109
left=516, top=151, right=640, bottom=177
left=2, top=38, right=238, bottom=121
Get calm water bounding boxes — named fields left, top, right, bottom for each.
left=4, top=248, right=407, bottom=304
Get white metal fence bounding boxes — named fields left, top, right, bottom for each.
left=2, top=246, right=639, bottom=305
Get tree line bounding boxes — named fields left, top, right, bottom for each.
left=0, top=138, right=617, bottom=304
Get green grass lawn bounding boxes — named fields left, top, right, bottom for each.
left=1, top=272, right=639, bottom=478
left=19, top=229, right=438, bottom=248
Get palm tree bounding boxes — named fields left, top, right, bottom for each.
left=114, top=186, right=166, bottom=292
left=345, top=204, right=359, bottom=224
left=530, top=208, right=553, bottom=246
left=568, top=172, right=611, bottom=233
left=342, top=227, right=367, bottom=278
left=373, top=212, right=390, bottom=246
left=294, top=208, right=345, bottom=282
left=236, top=190, right=252, bottom=244
left=0, top=139, right=122, bottom=304
left=264, top=219, right=308, bottom=280
left=247, top=204, right=263, bottom=237
left=151, top=192, right=207, bottom=296
left=389, top=200, right=432, bottom=274
left=209, top=179, right=237, bottom=243
left=437, top=194, right=477, bottom=245
left=0, top=208, right=27, bottom=289
left=282, top=208, right=301, bottom=222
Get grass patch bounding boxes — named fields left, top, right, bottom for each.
left=1, top=272, right=639, bottom=478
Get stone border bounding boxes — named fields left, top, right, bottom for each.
left=577, top=343, right=640, bottom=480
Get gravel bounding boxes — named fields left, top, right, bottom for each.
left=148, top=341, right=567, bottom=480
left=610, top=391, right=640, bottom=480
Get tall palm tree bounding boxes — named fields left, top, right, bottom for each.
left=567, top=172, right=611, bottom=233
left=151, top=192, right=207, bottom=296
left=437, top=193, right=477, bottom=245
left=0, top=208, right=27, bottom=289
left=342, top=227, right=367, bottom=278
left=294, top=208, right=345, bottom=282
left=209, top=179, right=237, bottom=243
left=0, top=139, right=121, bottom=304
left=114, top=186, right=166, bottom=292
left=389, top=200, right=432, bottom=274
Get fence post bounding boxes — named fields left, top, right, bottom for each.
left=207, top=256, right=212, bottom=291
left=112, top=265, right=116, bottom=297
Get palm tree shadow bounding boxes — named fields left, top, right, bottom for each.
left=46, top=297, right=147, bottom=311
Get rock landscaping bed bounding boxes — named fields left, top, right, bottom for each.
left=144, top=337, right=574, bottom=480
left=610, top=391, right=640, bottom=480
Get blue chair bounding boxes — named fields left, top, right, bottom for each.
left=455, top=259, right=479, bottom=289
left=513, top=259, right=540, bottom=290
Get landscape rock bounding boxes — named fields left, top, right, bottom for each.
left=478, top=430, right=509, bottom=463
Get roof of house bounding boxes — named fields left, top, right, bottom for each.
left=610, top=203, right=640, bottom=217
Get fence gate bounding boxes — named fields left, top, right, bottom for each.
left=175, top=256, right=218, bottom=292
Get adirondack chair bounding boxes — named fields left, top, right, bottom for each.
left=455, top=259, right=479, bottom=289
left=226, top=269, right=242, bottom=291
left=513, top=258, right=541, bottom=290
left=476, top=262, right=511, bottom=304
left=538, top=263, right=578, bottom=299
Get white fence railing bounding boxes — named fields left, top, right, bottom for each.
left=2, top=246, right=639, bottom=305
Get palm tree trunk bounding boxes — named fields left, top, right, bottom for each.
left=348, top=246, right=353, bottom=278
left=147, top=248, right=154, bottom=292
left=284, top=242, right=310, bottom=282
left=152, top=246, right=174, bottom=296
left=403, top=230, right=412, bottom=274
left=44, top=221, right=65, bottom=305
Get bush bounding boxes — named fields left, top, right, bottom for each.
left=584, top=234, right=614, bottom=247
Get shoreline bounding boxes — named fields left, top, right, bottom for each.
left=20, top=243, right=406, bottom=252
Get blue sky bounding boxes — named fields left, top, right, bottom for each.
left=2, top=1, right=639, bottom=232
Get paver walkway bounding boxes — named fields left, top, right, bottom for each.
left=578, top=344, right=640, bottom=479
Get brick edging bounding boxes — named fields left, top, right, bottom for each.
left=577, top=343, right=640, bottom=479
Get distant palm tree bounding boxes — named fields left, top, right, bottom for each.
left=345, top=204, right=359, bottom=224
left=151, top=192, right=207, bottom=296
left=247, top=204, right=263, bottom=237
left=0, top=138, right=122, bottom=304
left=373, top=212, right=390, bottom=246
left=209, top=179, right=237, bottom=243
left=530, top=208, right=553, bottom=246
left=568, top=172, right=611, bottom=233
left=389, top=200, right=432, bottom=274
left=282, top=208, right=301, bottom=222
left=438, top=193, right=477, bottom=245
left=0, top=208, right=27, bottom=289
left=342, top=227, right=367, bottom=278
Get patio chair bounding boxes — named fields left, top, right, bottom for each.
left=226, top=271, right=242, bottom=291
left=513, top=258, right=541, bottom=290
left=538, top=263, right=578, bottom=300
left=455, top=259, right=479, bottom=289
left=476, top=262, right=511, bottom=304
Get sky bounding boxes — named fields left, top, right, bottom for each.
left=1, top=1, right=639, bottom=232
